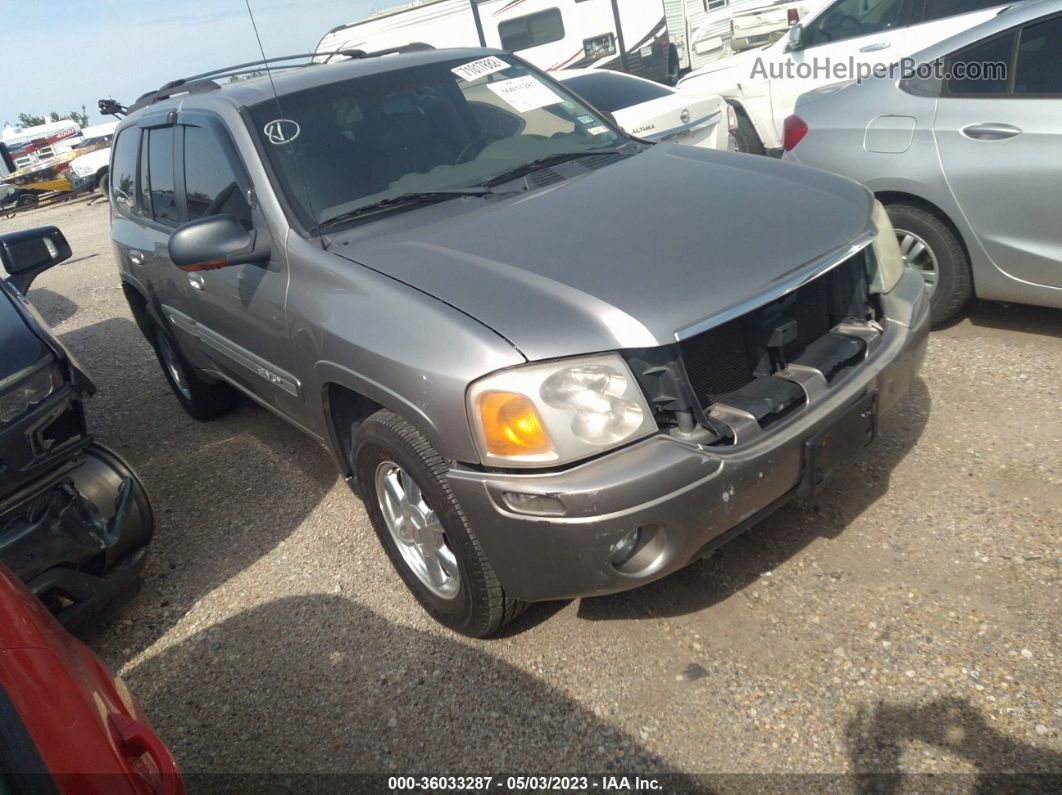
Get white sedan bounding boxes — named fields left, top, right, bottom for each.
left=556, top=68, right=741, bottom=152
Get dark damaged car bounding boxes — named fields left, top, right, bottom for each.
left=0, top=226, right=153, bottom=631
left=108, top=47, right=929, bottom=637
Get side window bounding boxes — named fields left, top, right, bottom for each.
left=1014, top=15, right=1062, bottom=95
left=183, top=125, right=252, bottom=230
left=803, top=0, right=909, bottom=47
left=944, top=31, right=1015, bottom=95
left=146, top=127, right=179, bottom=225
left=498, top=9, right=565, bottom=51
left=109, top=128, right=139, bottom=215
left=923, top=0, right=1005, bottom=24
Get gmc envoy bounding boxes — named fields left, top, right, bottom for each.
left=108, top=46, right=929, bottom=636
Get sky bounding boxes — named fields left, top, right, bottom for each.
left=0, top=0, right=407, bottom=127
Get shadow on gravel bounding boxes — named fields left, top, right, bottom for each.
left=846, top=696, right=1062, bottom=792
left=57, top=318, right=340, bottom=659
left=25, top=287, right=79, bottom=326
left=964, top=302, right=1061, bottom=339
left=126, top=595, right=669, bottom=777
left=577, top=378, right=932, bottom=623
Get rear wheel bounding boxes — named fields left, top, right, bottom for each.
left=152, top=321, right=238, bottom=420
left=355, top=409, right=526, bottom=637
left=730, top=107, right=764, bottom=155
left=885, top=203, right=972, bottom=326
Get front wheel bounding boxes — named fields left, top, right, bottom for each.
left=729, top=107, right=764, bottom=155
left=152, top=321, right=239, bottom=420
left=355, top=410, right=526, bottom=637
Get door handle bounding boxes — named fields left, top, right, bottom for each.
left=187, top=272, right=205, bottom=291
left=127, top=249, right=144, bottom=266
left=961, top=122, right=1022, bottom=141
left=859, top=41, right=891, bottom=52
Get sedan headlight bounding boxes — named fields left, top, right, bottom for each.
left=868, top=199, right=905, bottom=294
left=0, top=362, right=63, bottom=423
left=67, top=159, right=93, bottom=178
left=468, top=353, right=657, bottom=467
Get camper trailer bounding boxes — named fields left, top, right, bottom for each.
left=317, top=0, right=676, bottom=83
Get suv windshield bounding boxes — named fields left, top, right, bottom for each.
left=248, top=54, right=626, bottom=230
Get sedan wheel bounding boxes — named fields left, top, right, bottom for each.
left=375, top=460, right=460, bottom=600
left=896, top=229, right=939, bottom=296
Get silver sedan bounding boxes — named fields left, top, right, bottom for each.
left=783, top=0, right=1062, bottom=325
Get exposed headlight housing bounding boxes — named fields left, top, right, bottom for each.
left=468, top=353, right=658, bottom=467
left=0, top=362, right=63, bottom=423
left=868, top=199, right=905, bottom=294
left=67, top=159, right=93, bottom=178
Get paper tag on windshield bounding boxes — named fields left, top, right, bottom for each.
left=452, top=56, right=508, bottom=82
left=487, top=76, right=563, bottom=113
left=586, top=125, right=609, bottom=136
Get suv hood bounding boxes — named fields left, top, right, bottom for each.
left=331, top=144, right=872, bottom=361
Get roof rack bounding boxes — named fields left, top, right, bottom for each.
left=124, top=43, right=436, bottom=114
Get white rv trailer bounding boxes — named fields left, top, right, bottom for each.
left=317, top=0, right=675, bottom=84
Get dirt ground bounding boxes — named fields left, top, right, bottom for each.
left=2, top=197, right=1059, bottom=787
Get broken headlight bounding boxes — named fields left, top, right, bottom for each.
left=468, top=353, right=657, bottom=468
left=868, top=199, right=905, bottom=294
left=0, top=362, right=63, bottom=423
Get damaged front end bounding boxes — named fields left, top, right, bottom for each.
left=0, top=443, right=153, bottom=632
left=1, top=225, right=154, bottom=631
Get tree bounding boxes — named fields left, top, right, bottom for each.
left=16, top=106, right=88, bottom=129
left=48, top=106, right=89, bottom=127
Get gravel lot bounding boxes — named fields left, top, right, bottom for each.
left=2, top=197, right=1059, bottom=786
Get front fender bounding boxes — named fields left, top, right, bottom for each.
left=287, top=235, right=524, bottom=466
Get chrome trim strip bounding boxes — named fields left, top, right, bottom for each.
left=650, top=110, right=722, bottom=142
left=161, top=305, right=301, bottom=397
left=674, top=225, right=877, bottom=342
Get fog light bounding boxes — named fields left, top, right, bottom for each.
left=609, top=528, right=642, bottom=566
left=501, top=492, right=566, bottom=517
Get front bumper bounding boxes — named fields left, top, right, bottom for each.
left=0, top=443, right=154, bottom=631
left=448, top=268, right=929, bottom=602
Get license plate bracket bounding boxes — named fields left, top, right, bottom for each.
left=805, top=391, right=877, bottom=493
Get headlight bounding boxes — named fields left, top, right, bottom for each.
left=67, top=160, right=92, bottom=177
left=868, top=199, right=905, bottom=294
left=0, top=362, right=63, bottom=423
left=468, top=353, right=657, bottom=467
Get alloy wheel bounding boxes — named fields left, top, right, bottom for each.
left=375, top=461, right=460, bottom=600
left=896, top=229, right=939, bottom=295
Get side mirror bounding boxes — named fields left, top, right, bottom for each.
left=786, top=23, right=804, bottom=51
left=0, top=225, right=72, bottom=293
left=168, top=215, right=270, bottom=272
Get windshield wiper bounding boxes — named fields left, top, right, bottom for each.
left=483, top=148, right=626, bottom=187
left=317, top=188, right=495, bottom=229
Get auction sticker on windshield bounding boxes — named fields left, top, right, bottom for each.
left=452, top=56, right=509, bottom=82
left=487, top=76, right=563, bottom=113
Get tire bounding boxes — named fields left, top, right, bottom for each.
left=355, top=409, right=526, bottom=637
left=885, top=203, right=972, bottom=326
left=95, top=170, right=109, bottom=194
left=151, top=321, right=238, bottom=420
left=730, top=106, right=764, bottom=155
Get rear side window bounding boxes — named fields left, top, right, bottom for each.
left=145, top=127, right=179, bottom=225
left=562, top=72, right=673, bottom=114
left=1014, top=15, right=1062, bottom=94
left=109, top=128, right=139, bottom=214
left=944, top=31, right=1014, bottom=94
left=922, top=0, right=1003, bottom=23
left=499, top=9, right=565, bottom=51
left=183, top=125, right=252, bottom=230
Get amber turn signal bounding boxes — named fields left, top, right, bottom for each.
left=477, top=391, right=553, bottom=457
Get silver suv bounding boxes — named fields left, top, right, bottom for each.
left=108, top=46, right=930, bottom=636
